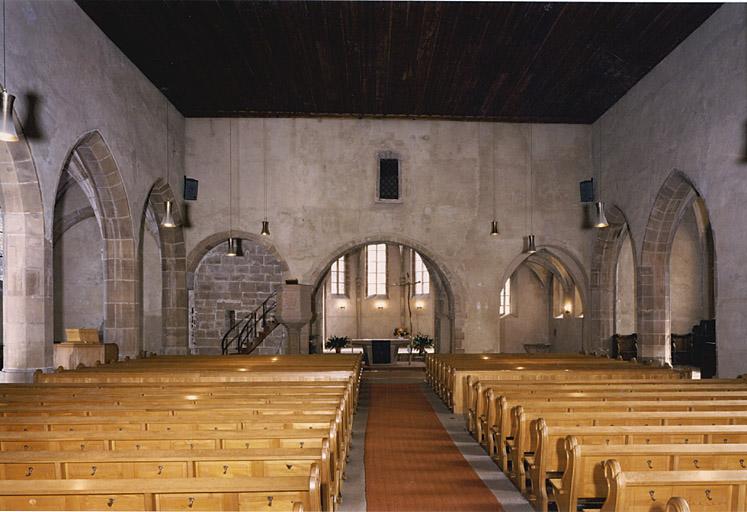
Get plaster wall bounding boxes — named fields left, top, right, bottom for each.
left=3, top=0, right=185, bottom=372
left=184, top=119, right=593, bottom=353
left=670, top=207, right=704, bottom=334
left=594, top=4, right=745, bottom=375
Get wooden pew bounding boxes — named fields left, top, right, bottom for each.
left=499, top=400, right=747, bottom=474
left=0, top=448, right=333, bottom=511
left=551, top=438, right=747, bottom=512
left=600, top=459, right=747, bottom=512
left=0, top=468, right=321, bottom=511
left=530, top=422, right=747, bottom=512
left=511, top=409, right=747, bottom=494
left=470, top=378, right=747, bottom=438
left=480, top=386, right=747, bottom=455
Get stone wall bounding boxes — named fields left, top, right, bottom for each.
left=184, top=119, right=593, bottom=353
left=192, top=239, right=286, bottom=354
left=593, top=5, right=744, bottom=374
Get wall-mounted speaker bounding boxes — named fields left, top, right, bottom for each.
left=183, top=177, right=199, bottom=200
left=579, top=178, right=595, bottom=203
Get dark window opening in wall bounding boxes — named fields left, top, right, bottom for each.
left=378, top=158, right=400, bottom=201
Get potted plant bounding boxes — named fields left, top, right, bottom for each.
left=325, top=335, right=349, bottom=354
left=410, top=333, right=433, bottom=355
left=393, top=327, right=410, bottom=338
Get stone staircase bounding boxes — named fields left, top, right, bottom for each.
left=220, top=292, right=280, bottom=355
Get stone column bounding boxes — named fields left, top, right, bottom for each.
left=275, top=284, right=313, bottom=355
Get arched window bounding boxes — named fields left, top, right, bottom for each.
left=499, top=278, right=511, bottom=316
left=414, top=252, right=430, bottom=295
left=366, top=244, right=387, bottom=296
left=330, top=256, right=346, bottom=296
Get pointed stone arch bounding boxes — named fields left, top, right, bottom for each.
left=306, top=234, right=466, bottom=354
left=589, top=205, right=636, bottom=354
left=0, top=127, right=51, bottom=380
left=497, top=245, right=590, bottom=352
left=58, top=131, right=138, bottom=356
left=141, top=179, right=187, bottom=354
left=638, top=170, right=715, bottom=364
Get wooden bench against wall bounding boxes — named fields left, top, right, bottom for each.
left=0, top=354, right=362, bottom=511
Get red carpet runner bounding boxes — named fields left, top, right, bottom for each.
left=364, top=383, right=503, bottom=511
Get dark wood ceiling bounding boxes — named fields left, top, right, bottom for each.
left=76, top=1, right=720, bottom=123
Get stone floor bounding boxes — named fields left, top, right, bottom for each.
left=339, top=368, right=532, bottom=512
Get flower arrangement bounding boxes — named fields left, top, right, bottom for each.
left=325, top=335, right=349, bottom=353
left=410, top=333, right=433, bottom=354
left=393, top=327, right=410, bottom=338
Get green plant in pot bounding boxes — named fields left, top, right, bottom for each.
left=326, top=335, right=349, bottom=354
left=410, top=333, right=433, bottom=355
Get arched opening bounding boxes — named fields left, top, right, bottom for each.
left=139, top=179, right=187, bottom=355
left=615, top=231, right=636, bottom=335
left=0, top=130, right=51, bottom=381
left=310, top=241, right=457, bottom=359
left=186, top=231, right=289, bottom=355
left=589, top=205, right=636, bottom=355
left=498, top=248, right=588, bottom=353
left=639, top=171, right=716, bottom=373
left=54, top=132, right=137, bottom=356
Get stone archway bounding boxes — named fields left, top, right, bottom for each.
left=187, top=231, right=290, bottom=354
left=638, top=170, right=715, bottom=363
left=306, top=234, right=465, bottom=354
left=141, top=179, right=187, bottom=355
left=57, top=131, right=138, bottom=356
left=589, top=205, right=635, bottom=354
left=0, top=128, right=51, bottom=380
left=497, top=246, right=589, bottom=353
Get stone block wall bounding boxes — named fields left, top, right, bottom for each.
left=192, top=239, right=286, bottom=353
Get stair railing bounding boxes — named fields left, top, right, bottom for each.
left=220, top=290, right=278, bottom=355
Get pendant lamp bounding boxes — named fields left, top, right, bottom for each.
left=0, top=1, right=17, bottom=143
left=161, top=200, right=177, bottom=228
left=525, top=125, right=537, bottom=253
left=260, top=119, right=270, bottom=236
left=594, top=128, right=610, bottom=229
left=226, top=119, right=237, bottom=255
left=527, top=234, right=537, bottom=254
left=490, top=127, right=499, bottom=237
left=226, top=237, right=238, bottom=257
left=160, top=102, right=177, bottom=228
left=594, top=201, right=609, bottom=228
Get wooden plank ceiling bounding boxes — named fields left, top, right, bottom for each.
left=76, top=1, right=720, bottom=123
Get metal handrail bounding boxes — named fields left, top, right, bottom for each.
left=220, top=291, right=278, bottom=354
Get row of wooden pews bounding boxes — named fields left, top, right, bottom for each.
left=427, top=353, right=747, bottom=512
left=0, top=354, right=362, bottom=511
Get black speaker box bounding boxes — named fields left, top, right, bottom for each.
left=183, top=177, right=199, bottom=200
left=579, top=178, right=595, bottom=203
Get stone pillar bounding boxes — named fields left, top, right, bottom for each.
left=275, top=284, right=313, bottom=355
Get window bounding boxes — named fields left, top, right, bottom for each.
left=499, top=278, right=511, bottom=316
left=330, top=256, right=346, bottom=295
left=366, top=244, right=387, bottom=296
left=377, top=153, right=401, bottom=202
left=414, top=252, right=430, bottom=295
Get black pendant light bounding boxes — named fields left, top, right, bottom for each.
left=490, top=127, right=499, bottom=237
left=525, top=125, right=537, bottom=253
left=260, top=119, right=270, bottom=236
left=226, top=119, right=237, bottom=256
left=0, top=1, right=17, bottom=143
